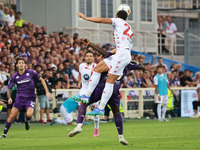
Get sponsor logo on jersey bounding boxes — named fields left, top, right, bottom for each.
left=17, top=78, right=31, bottom=84
left=83, top=74, right=90, bottom=81
left=26, top=73, right=30, bottom=76
left=16, top=76, right=19, bottom=79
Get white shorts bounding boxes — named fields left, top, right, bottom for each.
left=104, top=49, right=131, bottom=76
left=60, top=105, right=73, bottom=123
left=155, top=95, right=168, bottom=104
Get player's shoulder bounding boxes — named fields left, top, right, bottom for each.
left=26, top=69, right=35, bottom=73
left=80, top=62, right=86, bottom=67
left=11, top=72, right=18, bottom=78
left=26, top=69, right=38, bottom=76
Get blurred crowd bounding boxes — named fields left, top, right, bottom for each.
left=0, top=4, right=198, bottom=99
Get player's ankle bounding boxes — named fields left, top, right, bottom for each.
left=77, top=123, right=83, bottom=128
left=98, top=104, right=106, bottom=110
left=119, top=134, right=124, bottom=139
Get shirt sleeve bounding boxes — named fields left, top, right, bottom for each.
left=8, top=75, right=15, bottom=89
left=173, top=23, right=177, bottom=32
left=154, top=76, right=158, bottom=85
left=111, top=18, right=116, bottom=26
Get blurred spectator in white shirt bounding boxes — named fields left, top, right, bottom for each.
left=166, top=17, right=177, bottom=53
left=5, top=9, right=15, bottom=26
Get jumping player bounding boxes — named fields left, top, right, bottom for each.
left=69, top=61, right=142, bottom=145
left=75, top=8, right=133, bottom=115
left=0, top=57, right=51, bottom=138
left=154, top=65, right=171, bottom=122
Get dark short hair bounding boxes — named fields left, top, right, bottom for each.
left=34, top=65, right=42, bottom=70
left=158, top=57, right=163, bottom=60
left=16, top=11, right=22, bottom=15
left=178, top=71, right=184, bottom=76
left=84, top=50, right=94, bottom=57
left=157, top=65, right=164, bottom=69
left=116, top=10, right=128, bottom=20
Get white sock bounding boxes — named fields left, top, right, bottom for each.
left=55, top=119, right=67, bottom=125
left=77, top=123, right=83, bottom=128
left=98, top=83, right=114, bottom=110
left=162, top=104, right=168, bottom=119
left=94, top=115, right=100, bottom=129
left=85, top=71, right=101, bottom=97
left=119, top=134, right=124, bottom=139
left=157, top=103, right=162, bottom=120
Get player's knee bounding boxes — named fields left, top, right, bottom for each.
left=67, top=122, right=72, bottom=125
left=26, top=113, right=33, bottom=119
left=7, top=114, right=16, bottom=122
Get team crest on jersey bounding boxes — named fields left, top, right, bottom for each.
left=26, top=73, right=30, bottom=76
left=16, top=76, right=19, bottom=79
left=83, top=74, right=90, bottom=81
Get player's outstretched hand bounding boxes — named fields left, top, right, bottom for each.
left=8, top=98, right=12, bottom=105
left=46, top=92, right=52, bottom=100
left=77, top=12, right=87, bottom=19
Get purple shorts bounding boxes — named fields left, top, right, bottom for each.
left=13, top=97, right=36, bottom=111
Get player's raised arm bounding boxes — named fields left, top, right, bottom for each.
left=39, top=77, right=52, bottom=100
left=77, top=12, right=112, bottom=24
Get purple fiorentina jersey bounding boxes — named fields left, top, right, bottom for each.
left=8, top=69, right=40, bottom=99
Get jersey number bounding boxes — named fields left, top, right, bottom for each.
left=123, top=23, right=133, bottom=39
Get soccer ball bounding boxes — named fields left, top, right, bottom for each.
left=117, top=4, right=131, bottom=16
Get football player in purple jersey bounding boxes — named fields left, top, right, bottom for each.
left=1, top=57, right=51, bottom=138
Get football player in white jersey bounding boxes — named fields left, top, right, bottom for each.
left=51, top=51, right=100, bottom=137
left=78, top=50, right=100, bottom=137
left=76, top=9, right=133, bottom=115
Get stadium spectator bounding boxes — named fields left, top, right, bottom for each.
left=154, top=57, right=168, bottom=72
left=193, top=72, right=200, bottom=86
left=35, top=65, right=52, bottom=123
left=15, top=11, right=25, bottom=28
left=5, top=9, right=15, bottom=27
left=4, top=6, right=9, bottom=17
left=165, top=16, right=177, bottom=53
left=180, top=70, right=193, bottom=86
left=157, top=16, right=169, bottom=53
left=0, top=3, right=4, bottom=28
left=141, top=71, right=154, bottom=88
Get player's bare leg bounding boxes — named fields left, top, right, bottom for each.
left=68, top=103, right=87, bottom=137
left=87, top=73, right=119, bottom=115
left=25, top=107, right=34, bottom=130
left=1, top=107, right=19, bottom=138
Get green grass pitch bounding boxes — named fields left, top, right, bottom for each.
left=0, top=118, right=199, bottom=150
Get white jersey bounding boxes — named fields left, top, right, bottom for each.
left=79, top=62, right=96, bottom=93
left=111, top=18, right=133, bottom=50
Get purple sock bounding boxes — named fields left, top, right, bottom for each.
left=114, top=113, right=123, bottom=135
left=3, top=121, right=12, bottom=136
left=77, top=103, right=87, bottom=123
